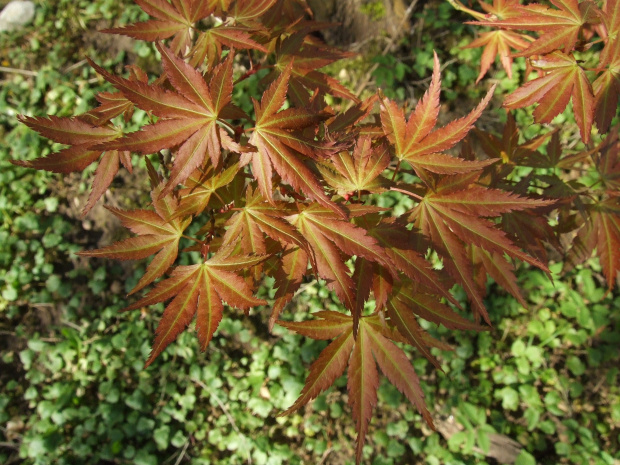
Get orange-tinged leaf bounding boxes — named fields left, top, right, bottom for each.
left=464, top=30, right=530, bottom=82
left=270, top=246, right=309, bottom=329
left=130, top=248, right=267, bottom=366
left=82, top=150, right=121, bottom=215
left=281, top=328, right=354, bottom=415
left=381, top=55, right=496, bottom=179
left=11, top=146, right=102, bottom=174
left=78, top=194, right=189, bottom=294
left=504, top=52, right=594, bottom=142
left=365, top=324, right=434, bottom=428
left=470, top=0, right=601, bottom=56
left=249, top=64, right=344, bottom=216
left=17, top=115, right=120, bottom=146
left=348, top=323, right=379, bottom=463
left=318, top=136, right=392, bottom=196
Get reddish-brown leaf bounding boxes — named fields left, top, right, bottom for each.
left=503, top=52, right=595, bottom=142
left=77, top=192, right=190, bottom=294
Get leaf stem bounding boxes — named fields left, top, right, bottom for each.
left=182, top=234, right=202, bottom=244
left=446, top=0, right=487, bottom=20
left=391, top=160, right=402, bottom=181
left=389, top=187, right=424, bottom=201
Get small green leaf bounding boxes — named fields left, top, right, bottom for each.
left=477, top=429, right=490, bottom=454
left=566, top=355, right=585, bottom=376
left=497, top=387, right=519, bottom=411
left=511, top=339, right=526, bottom=357
left=515, top=450, right=536, bottom=465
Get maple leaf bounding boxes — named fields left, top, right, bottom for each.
left=13, top=115, right=130, bottom=215
left=287, top=204, right=395, bottom=324
left=174, top=158, right=240, bottom=218
left=566, top=197, right=620, bottom=289
left=125, top=247, right=268, bottom=366
left=470, top=0, right=601, bottom=57
left=504, top=51, right=595, bottom=143
left=222, top=186, right=308, bottom=253
left=220, top=185, right=311, bottom=284
left=594, top=0, right=620, bottom=133
left=270, top=245, right=309, bottom=330
left=464, top=29, right=530, bottom=82
left=278, top=311, right=433, bottom=464
left=385, top=280, right=485, bottom=369
left=594, top=127, right=620, bottom=193
left=380, top=52, right=497, bottom=181
left=103, top=0, right=215, bottom=56
left=264, top=32, right=358, bottom=102
left=409, top=173, right=553, bottom=322
left=77, top=187, right=191, bottom=295
left=228, top=0, right=278, bottom=28
left=317, top=136, right=392, bottom=199
left=248, top=64, right=343, bottom=215
left=91, top=45, right=241, bottom=192
left=190, top=24, right=267, bottom=67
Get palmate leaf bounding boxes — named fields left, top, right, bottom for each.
left=248, top=64, right=344, bottom=215
left=567, top=197, right=620, bottom=289
left=287, top=204, right=396, bottom=325
left=77, top=188, right=191, bottom=294
left=175, top=159, right=240, bottom=218
left=380, top=52, right=497, bottom=180
left=278, top=311, right=432, bottom=464
left=13, top=115, right=130, bottom=215
left=473, top=111, right=552, bottom=167
left=469, top=0, right=601, bottom=57
left=268, top=32, right=358, bottom=102
left=464, top=30, right=530, bottom=82
left=190, top=24, right=267, bottom=67
left=103, top=0, right=215, bottom=56
left=126, top=248, right=268, bottom=366
left=92, top=45, right=242, bottom=192
left=220, top=185, right=310, bottom=283
left=503, top=51, right=595, bottom=143
left=410, top=174, right=553, bottom=322
left=317, top=136, right=392, bottom=198
left=594, top=0, right=620, bottom=133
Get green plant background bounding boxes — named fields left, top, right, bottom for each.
left=1, top=1, right=619, bottom=464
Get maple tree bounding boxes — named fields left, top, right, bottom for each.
left=12, top=0, right=620, bottom=462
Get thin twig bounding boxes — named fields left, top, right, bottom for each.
left=0, top=441, right=19, bottom=449
left=63, top=59, right=88, bottom=74
left=318, top=447, right=333, bottom=465
left=192, top=378, right=252, bottom=464
left=390, top=186, right=423, bottom=201
left=0, top=66, right=38, bottom=77
left=173, top=439, right=190, bottom=465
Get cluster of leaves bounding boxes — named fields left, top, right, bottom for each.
left=459, top=0, right=619, bottom=140
left=11, top=0, right=620, bottom=462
